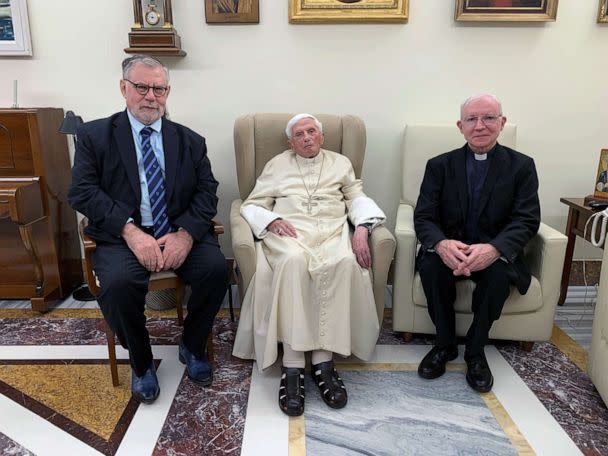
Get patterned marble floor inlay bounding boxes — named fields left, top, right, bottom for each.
left=0, top=361, right=133, bottom=440
left=0, top=308, right=607, bottom=455
left=303, top=370, right=521, bottom=456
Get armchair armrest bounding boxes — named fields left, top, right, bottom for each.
left=392, top=203, right=418, bottom=330
left=369, top=224, right=396, bottom=323
left=211, top=219, right=224, bottom=238
left=523, top=222, right=567, bottom=310
left=230, top=199, right=256, bottom=296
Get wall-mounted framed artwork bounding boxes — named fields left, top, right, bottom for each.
left=598, top=0, right=608, bottom=23
left=454, top=0, right=558, bottom=22
left=0, top=0, right=32, bottom=56
left=594, top=149, right=608, bottom=199
left=289, top=0, right=409, bottom=24
left=204, top=0, right=259, bottom=24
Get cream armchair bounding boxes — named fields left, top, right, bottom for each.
left=392, top=124, right=567, bottom=348
left=589, top=247, right=608, bottom=405
left=230, top=113, right=396, bottom=324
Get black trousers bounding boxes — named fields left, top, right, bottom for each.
left=417, top=252, right=511, bottom=359
left=92, top=233, right=228, bottom=376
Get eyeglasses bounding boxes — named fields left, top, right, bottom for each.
left=462, top=115, right=502, bottom=127
left=123, top=79, right=169, bottom=97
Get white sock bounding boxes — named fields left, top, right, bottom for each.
left=282, top=343, right=306, bottom=368
left=311, top=349, right=333, bottom=366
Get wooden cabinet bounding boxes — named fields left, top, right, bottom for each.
left=0, top=108, right=82, bottom=311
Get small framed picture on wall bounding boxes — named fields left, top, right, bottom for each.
left=594, top=149, right=608, bottom=199
left=598, top=0, right=608, bottom=23
left=0, top=0, right=32, bottom=56
left=454, top=0, right=558, bottom=22
left=204, top=0, right=259, bottom=24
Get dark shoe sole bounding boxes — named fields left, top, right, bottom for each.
left=132, top=388, right=160, bottom=404
left=179, top=351, right=213, bottom=386
left=418, top=349, right=459, bottom=380
left=279, top=404, right=304, bottom=416
left=466, top=374, right=493, bottom=393
left=322, top=396, right=347, bottom=409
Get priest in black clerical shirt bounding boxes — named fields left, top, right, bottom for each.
left=413, top=94, right=540, bottom=393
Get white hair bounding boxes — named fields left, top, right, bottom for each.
left=460, top=94, right=503, bottom=118
left=285, top=113, right=323, bottom=139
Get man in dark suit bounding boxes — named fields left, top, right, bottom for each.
left=414, top=94, right=540, bottom=392
left=69, top=55, right=227, bottom=404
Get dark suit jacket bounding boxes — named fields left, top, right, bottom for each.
left=414, top=143, right=540, bottom=294
left=68, top=110, right=219, bottom=244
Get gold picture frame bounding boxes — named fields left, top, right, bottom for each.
left=598, top=0, right=608, bottom=23
left=289, top=0, right=409, bottom=24
left=594, top=149, right=608, bottom=199
left=455, top=0, right=558, bottom=22
left=205, top=0, right=259, bottom=24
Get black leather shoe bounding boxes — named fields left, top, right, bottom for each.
left=131, top=363, right=160, bottom=404
left=418, top=345, right=458, bottom=379
left=311, top=361, right=347, bottom=409
left=465, top=356, right=493, bottom=393
left=279, top=367, right=305, bottom=416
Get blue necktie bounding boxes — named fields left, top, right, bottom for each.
left=140, top=127, right=170, bottom=238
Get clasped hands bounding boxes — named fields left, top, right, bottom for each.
left=267, top=220, right=371, bottom=269
left=122, top=223, right=193, bottom=272
left=435, top=239, right=500, bottom=276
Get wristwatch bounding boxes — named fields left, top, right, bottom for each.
left=359, top=223, right=373, bottom=236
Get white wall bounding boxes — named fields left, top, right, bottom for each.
left=1, top=0, right=606, bottom=258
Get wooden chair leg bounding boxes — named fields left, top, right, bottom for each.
left=104, top=321, right=120, bottom=387
left=520, top=341, right=535, bottom=352
left=228, top=284, right=235, bottom=322
left=175, top=282, right=184, bottom=326
left=403, top=332, right=414, bottom=343
left=207, top=332, right=214, bottom=364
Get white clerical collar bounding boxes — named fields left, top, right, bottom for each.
left=474, top=153, right=487, bottom=161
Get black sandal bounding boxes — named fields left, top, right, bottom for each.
left=278, top=367, right=305, bottom=416
left=311, top=361, right=347, bottom=409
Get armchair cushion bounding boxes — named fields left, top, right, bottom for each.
left=412, top=274, right=542, bottom=314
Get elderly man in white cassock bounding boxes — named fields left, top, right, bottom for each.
left=232, top=113, right=386, bottom=416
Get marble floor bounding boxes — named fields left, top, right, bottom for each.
left=0, top=287, right=607, bottom=455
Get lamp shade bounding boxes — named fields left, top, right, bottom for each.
left=58, top=110, right=83, bottom=135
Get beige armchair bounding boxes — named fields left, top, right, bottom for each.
left=589, top=247, right=608, bottom=405
left=392, top=124, right=567, bottom=348
left=230, top=113, right=396, bottom=324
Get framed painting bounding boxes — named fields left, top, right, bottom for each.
left=289, top=0, right=409, bottom=24
left=594, top=150, right=608, bottom=199
left=454, top=0, right=558, bottom=22
left=599, top=0, right=608, bottom=23
left=0, top=0, right=31, bottom=56
left=204, top=0, right=259, bottom=24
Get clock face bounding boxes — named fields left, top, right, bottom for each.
left=145, top=9, right=160, bottom=25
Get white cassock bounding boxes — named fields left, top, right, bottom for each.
left=232, top=149, right=386, bottom=370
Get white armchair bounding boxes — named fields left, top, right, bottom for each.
left=589, top=247, right=608, bottom=405
left=392, top=124, right=567, bottom=348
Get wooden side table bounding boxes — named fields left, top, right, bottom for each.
left=559, top=197, right=601, bottom=305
